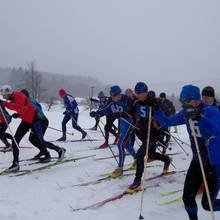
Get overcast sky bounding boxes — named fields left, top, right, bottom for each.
left=0, top=0, right=220, bottom=94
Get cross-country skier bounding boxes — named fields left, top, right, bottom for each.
left=155, top=84, right=220, bottom=220
left=0, top=85, right=65, bottom=172
left=202, top=86, right=220, bottom=110
left=20, top=89, right=66, bottom=160
left=90, top=85, right=136, bottom=178
left=125, top=82, right=171, bottom=194
left=57, top=88, right=87, bottom=141
left=89, top=91, right=109, bottom=131
left=159, top=92, right=176, bottom=147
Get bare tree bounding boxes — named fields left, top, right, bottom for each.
left=23, top=61, right=42, bottom=101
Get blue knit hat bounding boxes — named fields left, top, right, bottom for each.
left=110, top=85, right=122, bottom=96
left=134, top=82, right=148, bottom=94
left=98, top=91, right=105, bottom=99
left=148, top=90, right=156, bottom=98
left=180, top=85, right=201, bottom=101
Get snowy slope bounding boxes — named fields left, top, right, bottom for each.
left=0, top=104, right=219, bottom=220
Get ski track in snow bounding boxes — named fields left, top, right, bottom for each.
left=0, top=104, right=219, bottom=220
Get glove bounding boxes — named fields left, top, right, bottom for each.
left=0, top=99, right=4, bottom=106
left=90, top=111, right=98, bottom=118
left=184, top=105, right=202, bottom=121
left=11, top=113, right=19, bottom=119
left=63, top=111, right=67, bottom=115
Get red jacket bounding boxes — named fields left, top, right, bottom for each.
left=3, top=92, right=36, bottom=124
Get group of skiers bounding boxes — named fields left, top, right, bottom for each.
left=0, top=83, right=220, bottom=220
left=89, top=83, right=220, bottom=220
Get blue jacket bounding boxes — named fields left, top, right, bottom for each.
left=63, top=94, right=79, bottom=116
left=96, top=95, right=133, bottom=118
left=155, top=103, right=220, bottom=165
left=29, top=97, right=46, bottom=120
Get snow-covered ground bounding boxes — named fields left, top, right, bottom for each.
left=0, top=104, right=219, bottom=220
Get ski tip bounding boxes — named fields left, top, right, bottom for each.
left=139, top=214, right=144, bottom=219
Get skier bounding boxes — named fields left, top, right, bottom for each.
left=202, top=86, right=220, bottom=110
left=125, top=82, right=171, bottom=194
left=57, top=88, right=87, bottom=141
left=20, top=89, right=66, bottom=160
left=155, top=84, right=220, bottom=220
left=89, top=91, right=109, bottom=131
left=90, top=85, right=136, bottom=178
left=0, top=105, right=13, bottom=152
left=125, top=88, right=135, bottom=99
left=0, top=85, right=65, bottom=172
left=159, top=92, right=176, bottom=146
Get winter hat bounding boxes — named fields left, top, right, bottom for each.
left=59, top=88, right=67, bottom=96
left=134, top=82, right=148, bottom=94
left=148, top=90, right=156, bottom=98
left=159, top=92, right=166, bottom=99
left=180, top=85, right=201, bottom=101
left=0, top=85, right=12, bottom=96
left=98, top=91, right=105, bottom=99
left=110, top=85, right=122, bottom=96
left=202, top=86, right=215, bottom=98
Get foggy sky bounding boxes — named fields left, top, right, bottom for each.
left=0, top=0, right=220, bottom=94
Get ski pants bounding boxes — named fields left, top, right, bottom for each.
left=134, top=128, right=169, bottom=183
left=30, top=118, right=61, bottom=153
left=183, top=160, right=220, bottom=220
left=0, top=123, right=13, bottom=147
left=117, top=117, right=136, bottom=167
left=62, top=113, right=84, bottom=134
left=104, top=116, right=118, bottom=142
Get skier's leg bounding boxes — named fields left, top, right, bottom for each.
left=183, top=160, right=203, bottom=220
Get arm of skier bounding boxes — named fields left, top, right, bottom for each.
left=155, top=108, right=186, bottom=127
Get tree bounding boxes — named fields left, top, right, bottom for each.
left=24, top=61, right=42, bottom=101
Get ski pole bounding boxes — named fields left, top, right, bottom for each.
left=97, top=124, right=119, bottom=166
left=120, top=117, right=140, bottom=131
left=138, top=107, right=152, bottom=220
left=48, top=126, right=74, bottom=136
left=164, top=130, right=190, bottom=147
left=0, top=105, right=20, bottom=150
left=171, top=135, right=190, bottom=157
left=189, top=119, right=215, bottom=220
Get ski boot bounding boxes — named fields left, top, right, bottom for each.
left=162, top=156, right=172, bottom=175
left=109, top=167, right=123, bottom=178
left=4, top=162, right=20, bottom=173
left=58, top=148, right=66, bottom=160
left=39, top=152, right=52, bottom=162
left=124, top=181, right=142, bottom=194
left=81, top=131, right=87, bottom=140
left=99, top=142, right=109, bottom=149
left=129, top=160, right=137, bottom=170
left=57, top=134, right=66, bottom=142
left=32, top=151, right=47, bottom=160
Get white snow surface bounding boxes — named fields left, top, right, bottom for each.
left=0, top=104, right=219, bottom=220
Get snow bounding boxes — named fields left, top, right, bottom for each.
left=0, top=103, right=219, bottom=220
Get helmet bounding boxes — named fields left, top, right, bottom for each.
left=0, top=85, right=12, bottom=96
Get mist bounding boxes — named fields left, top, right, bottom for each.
left=0, top=0, right=219, bottom=95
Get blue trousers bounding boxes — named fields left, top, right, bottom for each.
left=117, top=117, right=136, bottom=167
left=62, top=113, right=84, bottom=134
